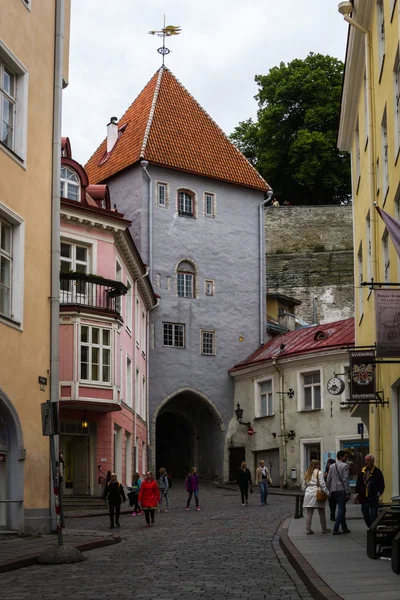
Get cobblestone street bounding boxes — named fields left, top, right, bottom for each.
left=1, top=484, right=312, bottom=600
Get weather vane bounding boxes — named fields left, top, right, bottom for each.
left=148, top=18, right=182, bottom=66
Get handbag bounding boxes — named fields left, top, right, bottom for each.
left=316, top=471, right=328, bottom=502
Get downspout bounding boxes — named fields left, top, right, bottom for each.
left=273, top=358, right=287, bottom=487
left=50, top=0, right=64, bottom=530
left=147, top=298, right=160, bottom=472
left=259, top=191, right=273, bottom=346
left=141, top=161, right=153, bottom=283
left=132, top=267, right=148, bottom=477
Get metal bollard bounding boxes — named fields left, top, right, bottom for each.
left=294, top=494, right=300, bottom=519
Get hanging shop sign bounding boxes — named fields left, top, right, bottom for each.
left=375, top=289, right=400, bottom=357
left=349, top=350, right=376, bottom=401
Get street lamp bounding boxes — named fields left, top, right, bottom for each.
left=81, top=410, right=88, bottom=430
left=234, top=403, right=255, bottom=435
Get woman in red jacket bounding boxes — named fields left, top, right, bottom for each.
left=138, top=471, right=160, bottom=527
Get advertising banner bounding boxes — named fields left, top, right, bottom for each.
left=349, top=350, right=375, bottom=401
left=375, top=289, right=400, bottom=357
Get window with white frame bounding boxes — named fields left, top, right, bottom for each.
left=0, top=218, right=12, bottom=318
left=60, top=241, right=89, bottom=298
left=377, top=0, right=385, bottom=71
left=80, top=325, right=111, bottom=384
left=205, top=279, right=214, bottom=296
left=135, top=297, right=140, bottom=343
left=204, top=192, right=215, bottom=217
left=364, top=72, right=369, bottom=147
left=135, top=368, right=140, bottom=414
left=178, top=190, right=194, bottom=217
left=60, top=166, right=80, bottom=201
left=142, top=377, right=146, bottom=419
left=0, top=46, right=28, bottom=162
left=258, top=379, right=273, bottom=417
left=301, top=370, right=321, bottom=411
left=394, top=51, right=400, bottom=158
left=163, top=322, right=185, bottom=348
left=142, top=441, right=146, bottom=475
left=201, top=330, right=216, bottom=355
left=376, top=158, right=380, bottom=195
left=126, top=280, right=132, bottom=332
left=177, top=260, right=195, bottom=298
left=381, top=108, right=389, bottom=199
left=157, top=182, right=168, bottom=207
left=126, top=356, right=132, bottom=407
left=354, top=120, right=361, bottom=191
left=115, top=261, right=122, bottom=312
left=383, top=229, right=390, bottom=282
left=141, top=311, right=146, bottom=352
left=357, top=242, right=364, bottom=318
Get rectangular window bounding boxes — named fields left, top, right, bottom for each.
left=204, top=192, right=215, bottom=217
left=0, top=218, right=12, bottom=317
left=125, top=432, right=132, bottom=486
left=1, top=62, right=15, bottom=151
left=377, top=0, right=385, bottom=72
left=354, top=120, right=361, bottom=191
left=177, top=272, right=193, bottom=298
left=157, top=182, right=167, bottom=207
left=135, top=297, right=140, bottom=344
left=80, top=325, right=111, bottom=384
left=126, top=356, right=132, bottom=407
left=141, top=311, right=146, bottom=352
left=60, top=241, right=89, bottom=298
left=135, top=368, right=140, bottom=414
left=163, top=322, right=185, bottom=348
left=126, top=280, right=132, bottom=332
left=259, top=380, right=273, bottom=417
left=382, top=108, right=389, bottom=199
left=201, top=330, right=216, bottom=355
left=178, top=191, right=194, bottom=217
left=0, top=44, right=28, bottom=162
left=0, top=205, right=24, bottom=326
left=301, top=371, right=321, bottom=411
left=142, top=377, right=146, bottom=420
left=115, top=261, right=122, bottom=312
left=142, top=441, right=146, bottom=475
left=205, top=279, right=214, bottom=296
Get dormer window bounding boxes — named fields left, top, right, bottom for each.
left=60, top=166, right=80, bottom=201
left=314, top=331, right=327, bottom=341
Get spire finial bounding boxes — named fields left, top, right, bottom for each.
left=148, top=18, right=182, bottom=66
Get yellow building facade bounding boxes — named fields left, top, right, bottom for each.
left=0, top=1, right=70, bottom=532
left=338, top=0, right=400, bottom=501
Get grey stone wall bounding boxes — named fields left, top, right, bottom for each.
left=265, top=206, right=354, bottom=324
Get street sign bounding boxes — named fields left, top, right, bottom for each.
left=358, top=423, right=364, bottom=435
left=41, top=401, right=59, bottom=436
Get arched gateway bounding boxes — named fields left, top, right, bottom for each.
left=153, top=388, right=224, bottom=480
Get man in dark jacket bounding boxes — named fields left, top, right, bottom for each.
left=355, top=454, right=385, bottom=528
left=103, top=472, right=126, bottom=529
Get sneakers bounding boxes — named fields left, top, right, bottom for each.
left=196, top=507, right=200, bottom=511
left=332, top=530, right=342, bottom=535
left=186, top=507, right=190, bottom=511
left=242, top=503, right=246, bottom=507
left=137, top=511, right=143, bottom=515
left=131, top=512, right=137, bottom=517
left=306, top=530, right=314, bottom=535
left=322, top=528, right=332, bottom=533
left=342, top=528, right=351, bottom=534
left=147, top=523, right=151, bottom=528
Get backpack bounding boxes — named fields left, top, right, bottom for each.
left=167, top=476, right=172, bottom=489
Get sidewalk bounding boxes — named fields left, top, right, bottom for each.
left=280, top=503, right=400, bottom=600
left=0, top=528, right=121, bottom=573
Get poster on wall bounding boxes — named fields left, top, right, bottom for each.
left=322, top=451, right=336, bottom=473
left=375, top=289, right=400, bottom=357
left=349, top=350, right=375, bottom=401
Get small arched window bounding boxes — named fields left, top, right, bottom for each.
left=178, top=190, right=195, bottom=217
left=177, top=260, right=195, bottom=298
left=60, top=166, right=80, bottom=201
left=314, top=331, right=327, bottom=341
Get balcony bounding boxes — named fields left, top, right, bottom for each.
left=60, top=272, right=127, bottom=318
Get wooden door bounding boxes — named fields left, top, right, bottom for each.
left=229, top=447, right=245, bottom=481
left=74, top=436, right=89, bottom=495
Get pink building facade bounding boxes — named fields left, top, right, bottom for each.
left=59, top=138, right=156, bottom=496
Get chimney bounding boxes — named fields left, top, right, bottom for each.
left=107, top=117, right=118, bottom=153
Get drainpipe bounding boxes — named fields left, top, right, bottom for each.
left=273, top=358, right=287, bottom=487
left=49, top=0, right=64, bottom=532
left=132, top=268, right=148, bottom=478
left=141, top=161, right=153, bottom=283
left=259, top=191, right=273, bottom=346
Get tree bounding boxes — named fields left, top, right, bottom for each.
left=230, top=53, right=351, bottom=205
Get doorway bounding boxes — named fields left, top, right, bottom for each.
left=229, top=447, right=245, bottom=481
left=61, top=435, right=90, bottom=495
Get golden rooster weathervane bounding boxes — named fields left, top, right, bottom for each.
left=148, top=19, right=182, bottom=66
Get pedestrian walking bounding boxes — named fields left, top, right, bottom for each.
left=301, top=459, right=332, bottom=535
left=138, top=471, right=160, bottom=527
left=326, top=450, right=351, bottom=535
left=186, top=466, right=200, bottom=511
left=355, top=454, right=385, bottom=528
left=324, top=458, right=337, bottom=521
left=237, top=461, right=252, bottom=506
left=130, top=472, right=142, bottom=516
left=255, top=460, right=272, bottom=505
left=103, top=472, right=126, bottom=529
left=158, top=467, right=170, bottom=512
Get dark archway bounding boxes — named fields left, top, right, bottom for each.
left=154, top=389, right=224, bottom=480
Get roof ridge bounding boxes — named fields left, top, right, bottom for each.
left=140, top=66, right=165, bottom=159
left=162, top=69, right=270, bottom=189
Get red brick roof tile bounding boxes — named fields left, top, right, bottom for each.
left=85, top=67, right=270, bottom=192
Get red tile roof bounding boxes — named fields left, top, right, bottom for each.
left=85, top=67, right=270, bottom=192
left=230, top=318, right=355, bottom=372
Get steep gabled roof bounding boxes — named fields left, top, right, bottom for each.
left=230, top=318, right=354, bottom=373
left=85, top=67, right=270, bottom=192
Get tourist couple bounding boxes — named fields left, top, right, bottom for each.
left=237, top=460, right=272, bottom=506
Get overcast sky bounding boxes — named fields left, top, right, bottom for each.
left=62, top=0, right=349, bottom=166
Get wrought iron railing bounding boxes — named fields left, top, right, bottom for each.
left=60, top=272, right=127, bottom=316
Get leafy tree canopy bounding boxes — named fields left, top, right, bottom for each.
left=230, top=53, right=351, bottom=205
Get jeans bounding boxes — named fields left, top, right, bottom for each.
left=328, top=494, right=337, bottom=520
left=259, top=481, right=269, bottom=504
left=306, top=507, right=328, bottom=532
left=109, top=501, right=121, bottom=526
left=144, top=509, right=155, bottom=524
left=361, top=502, right=379, bottom=528
left=332, top=491, right=348, bottom=532
left=160, top=490, right=169, bottom=510
left=239, top=485, right=249, bottom=504
left=187, top=490, right=199, bottom=508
